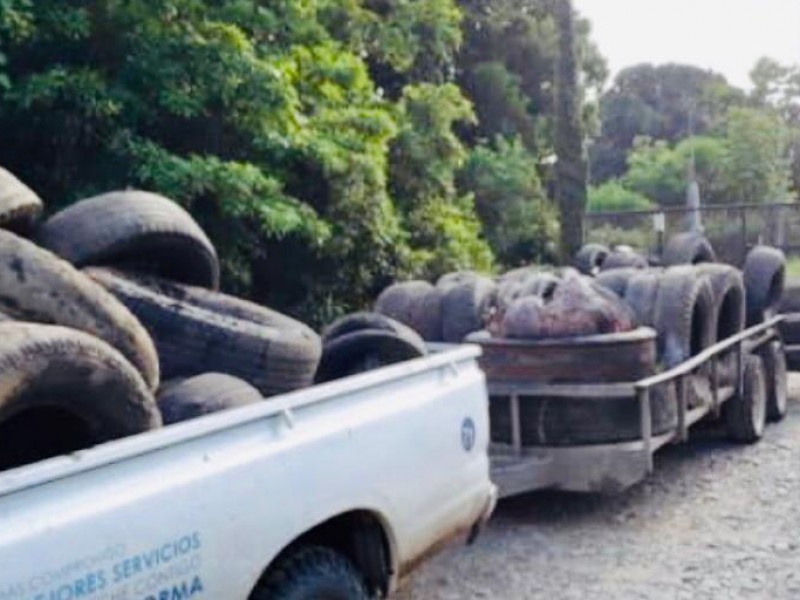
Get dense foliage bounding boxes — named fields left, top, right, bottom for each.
left=0, top=0, right=605, bottom=323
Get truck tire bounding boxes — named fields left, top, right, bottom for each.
left=759, top=340, right=788, bottom=422
left=695, top=264, right=746, bottom=340
left=695, top=264, right=746, bottom=385
left=600, top=250, right=648, bottom=271
left=724, top=354, right=767, bottom=443
left=38, top=190, right=220, bottom=289
left=322, top=312, right=422, bottom=345
left=87, top=268, right=321, bottom=397
left=595, top=268, right=641, bottom=298
left=743, top=245, right=786, bottom=326
left=436, top=270, right=478, bottom=291
left=623, top=270, right=662, bottom=327
left=315, top=329, right=427, bottom=383
left=441, top=276, right=497, bottom=343
left=0, top=323, right=160, bottom=470
left=662, top=233, right=717, bottom=266
left=653, top=267, right=716, bottom=368
left=252, top=546, right=368, bottom=600
left=157, top=374, right=262, bottom=425
left=0, top=167, right=44, bottom=231
left=0, top=230, right=159, bottom=390
left=118, top=271, right=309, bottom=333
left=375, top=281, right=443, bottom=342
left=574, top=243, right=610, bottom=275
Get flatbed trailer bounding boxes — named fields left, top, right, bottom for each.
left=490, top=317, right=783, bottom=497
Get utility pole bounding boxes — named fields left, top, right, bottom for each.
left=553, top=0, right=588, bottom=263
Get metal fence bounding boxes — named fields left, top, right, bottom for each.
left=584, top=202, right=800, bottom=267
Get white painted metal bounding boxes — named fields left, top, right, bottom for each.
left=0, top=345, right=496, bottom=599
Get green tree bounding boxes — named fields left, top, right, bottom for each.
left=587, top=181, right=653, bottom=213
left=390, top=83, right=494, bottom=277
left=724, top=107, right=795, bottom=203
left=624, top=136, right=729, bottom=206
left=459, top=137, right=558, bottom=266
left=0, top=0, right=477, bottom=326
left=592, top=63, right=746, bottom=182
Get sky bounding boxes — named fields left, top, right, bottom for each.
left=573, top=0, right=800, bottom=90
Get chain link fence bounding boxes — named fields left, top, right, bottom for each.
left=584, top=202, right=800, bottom=267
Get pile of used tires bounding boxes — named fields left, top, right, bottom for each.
left=0, top=167, right=341, bottom=470
left=375, top=233, right=788, bottom=448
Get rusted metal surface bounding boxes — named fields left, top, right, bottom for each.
left=469, top=327, right=657, bottom=384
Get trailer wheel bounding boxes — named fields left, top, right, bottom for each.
left=252, top=546, right=368, bottom=600
left=759, top=341, right=788, bottom=422
left=724, top=354, right=767, bottom=443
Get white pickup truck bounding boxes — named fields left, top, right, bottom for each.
left=0, top=345, right=496, bottom=600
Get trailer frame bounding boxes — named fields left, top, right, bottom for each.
left=490, top=317, right=783, bottom=497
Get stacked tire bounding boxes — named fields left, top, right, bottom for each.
left=0, top=168, right=323, bottom=470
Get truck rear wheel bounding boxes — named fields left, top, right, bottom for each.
left=724, top=354, right=767, bottom=443
left=252, top=546, right=368, bottom=600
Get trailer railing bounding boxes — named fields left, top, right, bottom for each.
left=489, top=317, right=782, bottom=495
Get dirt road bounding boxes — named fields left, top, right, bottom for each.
left=399, top=376, right=800, bottom=599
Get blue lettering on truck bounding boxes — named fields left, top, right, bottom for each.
left=8, top=533, right=205, bottom=599
left=112, top=534, right=201, bottom=584
left=142, top=576, right=203, bottom=600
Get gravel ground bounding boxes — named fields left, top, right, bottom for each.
left=398, top=375, right=800, bottom=600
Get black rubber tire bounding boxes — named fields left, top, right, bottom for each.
left=0, top=167, right=44, bottom=231
left=436, top=270, right=479, bottom=291
left=653, top=266, right=716, bottom=368
left=0, top=323, right=160, bottom=470
left=623, top=270, right=661, bottom=327
left=662, top=233, right=717, bottom=266
left=600, top=250, right=648, bottom=271
left=779, top=280, right=800, bottom=314
left=441, top=276, right=497, bottom=343
left=695, top=264, right=746, bottom=386
left=759, top=340, right=788, bottom=422
left=743, top=245, right=786, bottom=326
left=724, top=354, right=767, bottom=443
left=0, top=230, right=159, bottom=390
left=695, top=264, right=746, bottom=340
left=779, top=316, right=800, bottom=346
left=595, top=268, right=641, bottom=298
left=375, top=281, right=443, bottom=342
left=251, top=546, right=368, bottom=600
left=38, top=190, right=220, bottom=289
left=157, top=373, right=262, bottom=425
left=315, top=329, right=427, bottom=383
left=87, top=268, right=321, bottom=397
left=490, top=383, right=677, bottom=446
left=322, top=312, right=412, bottom=343
left=574, top=243, right=610, bottom=275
